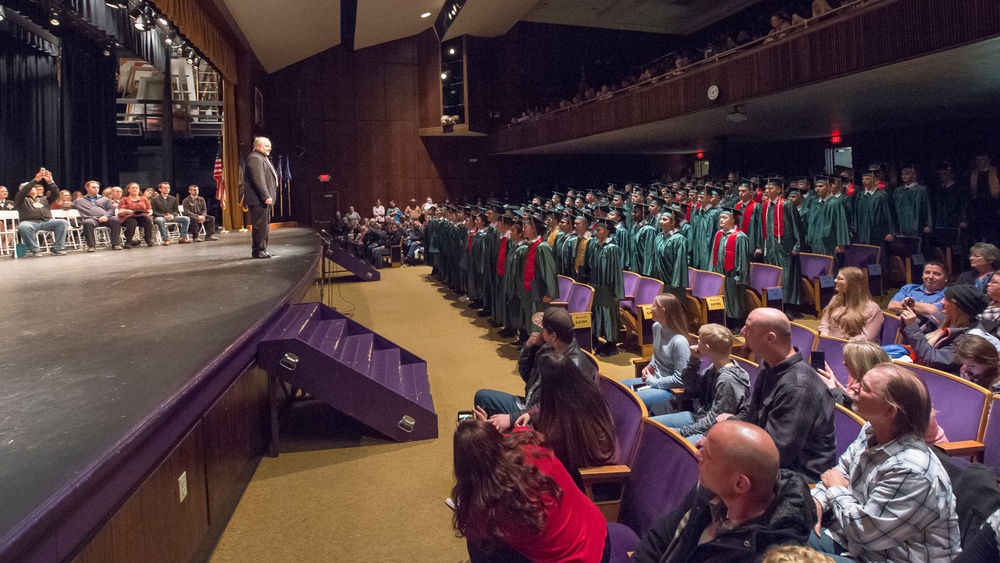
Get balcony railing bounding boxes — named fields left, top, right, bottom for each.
left=116, top=98, right=223, bottom=138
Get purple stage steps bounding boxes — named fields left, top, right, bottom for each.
left=326, top=242, right=381, bottom=281
left=258, top=302, right=437, bottom=447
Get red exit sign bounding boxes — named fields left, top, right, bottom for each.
left=318, top=174, right=330, bottom=182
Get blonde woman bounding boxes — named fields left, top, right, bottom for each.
left=818, top=267, right=883, bottom=342
left=620, top=293, right=691, bottom=415
left=816, top=340, right=890, bottom=407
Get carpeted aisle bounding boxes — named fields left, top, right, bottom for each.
left=209, top=263, right=637, bottom=563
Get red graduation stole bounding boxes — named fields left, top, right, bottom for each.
left=712, top=230, right=739, bottom=271
left=524, top=237, right=543, bottom=291
left=736, top=200, right=757, bottom=233
left=467, top=229, right=477, bottom=253
left=762, top=197, right=785, bottom=240
left=497, top=234, right=509, bottom=276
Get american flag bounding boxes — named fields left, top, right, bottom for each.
left=213, top=151, right=226, bottom=209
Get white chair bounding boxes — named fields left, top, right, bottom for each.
left=94, top=226, right=112, bottom=249
left=0, top=210, right=19, bottom=257
left=61, top=209, right=85, bottom=250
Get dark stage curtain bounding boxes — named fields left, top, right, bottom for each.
left=60, top=36, right=119, bottom=189
left=0, top=32, right=61, bottom=190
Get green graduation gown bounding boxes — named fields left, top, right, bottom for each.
left=652, top=230, right=689, bottom=295
left=806, top=197, right=850, bottom=256
left=852, top=189, right=896, bottom=245
left=693, top=206, right=722, bottom=270
left=630, top=222, right=657, bottom=276
left=589, top=238, right=625, bottom=344
left=893, top=183, right=933, bottom=236
left=711, top=229, right=751, bottom=319
left=757, top=198, right=804, bottom=306
left=515, top=238, right=560, bottom=333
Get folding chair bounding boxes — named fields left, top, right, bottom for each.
left=0, top=210, right=19, bottom=257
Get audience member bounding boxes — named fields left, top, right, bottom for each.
left=887, top=261, right=947, bottom=315
left=181, top=185, right=218, bottom=242
left=529, top=352, right=618, bottom=485
left=975, top=271, right=1000, bottom=338
left=762, top=544, right=834, bottom=563
left=372, top=199, right=385, bottom=224
left=150, top=182, right=192, bottom=245
left=900, top=284, right=988, bottom=372
left=51, top=189, right=72, bottom=210
left=818, top=267, right=883, bottom=341
left=405, top=199, right=421, bottom=220
left=71, top=180, right=123, bottom=251
left=810, top=363, right=961, bottom=562
left=474, top=307, right=596, bottom=433
left=956, top=507, right=1000, bottom=563
left=0, top=186, right=12, bottom=210
left=816, top=340, right=890, bottom=407
left=631, top=421, right=813, bottom=563
left=620, top=294, right=692, bottom=415
left=968, top=151, right=1000, bottom=246
left=956, top=242, right=999, bottom=291
left=954, top=334, right=1000, bottom=392
left=345, top=206, right=361, bottom=224
left=118, top=182, right=155, bottom=247
left=652, top=323, right=750, bottom=443
left=720, top=308, right=835, bottom=481
left=369, top=220, right=401, bottom=268
left=14, top=168, right=68, bottom=256
left=451, top=421, right=609, bottom=562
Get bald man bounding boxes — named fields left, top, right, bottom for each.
left=717, top=307, right=835, bottom=481
left=632, top=421, right=813, bottom=563
left=244, top=136, right=277, bottom=258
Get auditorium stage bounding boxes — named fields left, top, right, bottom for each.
left=0, top=228, right=321, bottom=560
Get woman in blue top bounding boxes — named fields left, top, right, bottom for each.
left=620, top=293, right=691, bottom=415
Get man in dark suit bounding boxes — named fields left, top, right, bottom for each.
left=244, top=136, right=277, bottom=258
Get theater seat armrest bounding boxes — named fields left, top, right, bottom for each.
left=936, top=440, right=985, bottom=458
left=551, top=301, right=569, bottom=308
left=630, top=357, right=651, bottom=378
left=579, top=465, right=631, bottom=485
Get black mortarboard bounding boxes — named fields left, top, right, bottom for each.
left=719, top=205, right=741, bottom=220
left=766, top=176, right=784, bottom=188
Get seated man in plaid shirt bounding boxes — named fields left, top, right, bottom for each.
left=810, top=363, right=961, bottom=562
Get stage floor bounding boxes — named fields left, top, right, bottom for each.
left=0, top=228, right=320, bottom=539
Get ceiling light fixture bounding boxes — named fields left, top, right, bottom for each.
left=49, top=7, right=61, bottom=26
left=421, top=12, right=431, bottom=18
left=440, top=72, right=447, bottom=80
left=726, top=106, right=748, bottom=123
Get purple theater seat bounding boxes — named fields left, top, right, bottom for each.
left=982, top=394, right=1000, bottom=473
left=634, top=277, right=663, bottom=308
left=799, top=252, right=833, bottom=280
left=606, top=523, right=641, bottom=563
left=834, top=403, right=865, bottom=459
left=557, top=275, right=574, bottom=302
left=844, top=244, right=881, bottom=269
left=690, top=270, right=724, bottom=298
left=897, top=361, right=991, bottom=443
left=567, top=283, right=594, bottom=314
left=620, top=271, right=641, bottom=310
left=748, top=263, right=782, bottom=294
left=789, top=322, right=818, bottom=357
left=732, top=356, right=759, bottom=391
left=619, top=420, right=700, bottom=537
left=815, top=335, right=849, bottom=387
left=688, top=267, right=697, bottom=288
left=880, top=312, right=901, bottom=345
left=598, top=375, right=648, bottom=466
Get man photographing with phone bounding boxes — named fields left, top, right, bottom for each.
left=887, top=262, right=948, bottom=317
left=14, top=167, right=69, bottom=257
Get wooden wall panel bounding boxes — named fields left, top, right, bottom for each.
left=73, top=423, right=209, bottom=563
left=354, top=62, right=387, bottom=121
left=203, top=367, right=268, bottom=528
left=386, top=63, right=418, bottom=122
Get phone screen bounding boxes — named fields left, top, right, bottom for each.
left=810, top=351, right=826, bottom=370
left=457, top=410, right=475, bottom=422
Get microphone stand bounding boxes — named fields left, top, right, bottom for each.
left=317, top=229, right=333, bottom=307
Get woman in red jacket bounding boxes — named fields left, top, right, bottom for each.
left=452, top=419, right=609, bottom=563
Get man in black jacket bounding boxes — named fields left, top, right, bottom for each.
left=244, top=136, right=277, bottom=258
left=15, top=168, right=68, bottom=256
left=150, top=182, right=191, bottom=246
left=632, top=421, right=813, bottom=563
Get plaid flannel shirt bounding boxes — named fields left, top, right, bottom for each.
left=812, top=423, right=961, bottom=562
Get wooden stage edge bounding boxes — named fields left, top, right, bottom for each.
left=1, top=239, right=320, bottom=563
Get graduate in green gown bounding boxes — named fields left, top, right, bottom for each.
left=480, top=205, right=501, bottom=319
left=492, top=214, right=514, bottom=335
left=610, top=207, right=632, bottom=271
left=629, top=202, right=657, bottom=276
left=589, top=218, right=625, bottom=357
left=515, top=214, right=560, bottom=342
left=651, top=205, right=690, bottom=299
left=853, top=169, right=896, bottom=246
left=553, top=214, right=576, bottom=278
left=806, top=177, right=851, bottom=256
left=503, top=219, right=528, bottom=342
left=734, top=182, right=761, bottom=258
left=712, top=206, right=751, bottom=327
left=755, top=178, right=805, bottom=317
left=892, top=165, right=933, bottom=236
left=568, top=214, right=593, bottom=283
left=467, top=214, right=486, bottom=306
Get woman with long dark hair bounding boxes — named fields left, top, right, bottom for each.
left=452, top=420, right=609, bottom=563
left=531, top=353, right=618, bottom=484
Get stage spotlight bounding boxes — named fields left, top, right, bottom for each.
left=157, top=16, right=168, bottom=26
left=49, top=7, right=61, bottom=26
left=441, top=72, right=447, bottom=80
left=103, top=41, right=115, bottom=57
left=104, top=0, right=128, bottom=8
left=164, top=29, right=177, bottom=45
left=448, top=48, right=455, bottom=55
left=0, top=6, right=6, bottom=22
